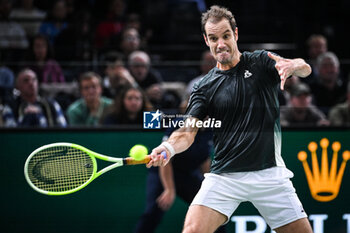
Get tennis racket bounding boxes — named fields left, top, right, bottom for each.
left=24, top=142, right=160, bottom=196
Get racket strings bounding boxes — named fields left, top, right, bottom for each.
left=27, top=146, right=94, bottom=192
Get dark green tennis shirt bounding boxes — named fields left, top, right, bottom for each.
left=186, top=50, right=286, bottom=173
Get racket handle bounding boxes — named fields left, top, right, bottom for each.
left=124, top=151, right=168, bottom=165
left=124, top=155, right=151, bottom=165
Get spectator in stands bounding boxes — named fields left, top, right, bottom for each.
left=39, top=0, right=68, bottom=44
left=186, top=50, right=216, bottom=96
left=11, top=68, right=67, bottom=127
left=329, top=80, right=350, bottom=126
left=0, top=66, right=16, bottom=127
left=101, top=52, right=124, bottom=88
left=128, top=51, right=180, bottom=111
left=0, top=0, right=29, bottom=49
left=66, top=72, right=112, bottom=126
left=0, top=66, right=15, bottom=105
left=105, top=66, right=138, bottom=99
left=25, top=34, right=65, bottom=83
left=304, top=34, right=328, bottom=84
left=278, top=75, right=301, bottom=106
left=307, top=34, right=328, bottom=68
left=128, top=51, right=161, bottom=94
left=280, top=82, right=329, bottom=127
left=119, top=27, right=142, bottom=60
left=125, top=13, right=152, bottom=49
left=310, top=52, right=347, bottom=116
left=9, top=0, right=46, bottom=38
left=101, top=52, right=137, bottom=98
left=101, top=85, right=152, bottom=126
left=94, top=0, right=126, bottom=48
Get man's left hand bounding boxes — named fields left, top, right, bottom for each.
left=268, top=52, right=295, bottom=90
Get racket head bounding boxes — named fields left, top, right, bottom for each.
left=24, top=143, right=97, bottom=195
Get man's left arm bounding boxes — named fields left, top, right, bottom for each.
left=157, top=162, right=176, bottom=210
left=268, top=52, right=312, bottom=90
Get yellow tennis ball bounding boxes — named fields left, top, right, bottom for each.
left=129, top=145, right=148, bottom=161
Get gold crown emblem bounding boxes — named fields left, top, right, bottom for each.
left=298, top=138, right=350, bottom=202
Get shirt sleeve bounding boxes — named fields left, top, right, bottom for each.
left=185, top=80, right=208, bottom=120
left=260, top=50, right=280, bottom=85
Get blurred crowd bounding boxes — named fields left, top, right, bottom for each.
left=0, top=0, right=349, bottom=128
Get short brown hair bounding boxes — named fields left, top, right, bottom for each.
left=79, top=71, right=102, bottom=87
left=201, top=5, right=237, bottom=36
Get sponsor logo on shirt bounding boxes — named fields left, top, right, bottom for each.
left=244, top=70, right=252, bottom=78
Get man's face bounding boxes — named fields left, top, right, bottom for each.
left=16, top=71, right=38, bottom=98
left=318, top=58, right=339, bottom=84
left=108, top=66, right=130, bottom=88
left=80, top=77, right=101, bottom=103
left=204, top=18, right=238, bottom=66
left=129, top=57, right=149, bottom=82
left=309, top=38, right=327, bottom=59
left=121, top=28, right=140, bottom=54
left=106, top=61, right=123, bottom=78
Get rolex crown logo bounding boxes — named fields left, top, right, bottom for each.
left=298, top=138, right=350, bottom=202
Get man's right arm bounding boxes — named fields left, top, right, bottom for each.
left=146, top=117, right=200, bottom=167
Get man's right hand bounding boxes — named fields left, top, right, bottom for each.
left=146, top=145, right=170, bottom=168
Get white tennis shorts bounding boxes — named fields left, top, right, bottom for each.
left=191, top=166, right=307, bottom=230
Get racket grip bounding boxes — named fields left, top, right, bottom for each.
left=124, top=151, right=168, bottom=165
left=124, top=155, right=151, bottom=165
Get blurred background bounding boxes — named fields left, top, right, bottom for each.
left=0, top=0, right=349, bottom=233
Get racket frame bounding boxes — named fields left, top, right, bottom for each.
left=24, top=142, right=146, bottom=195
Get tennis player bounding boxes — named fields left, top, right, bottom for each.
left=147, top=5, right=313, bottom=233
